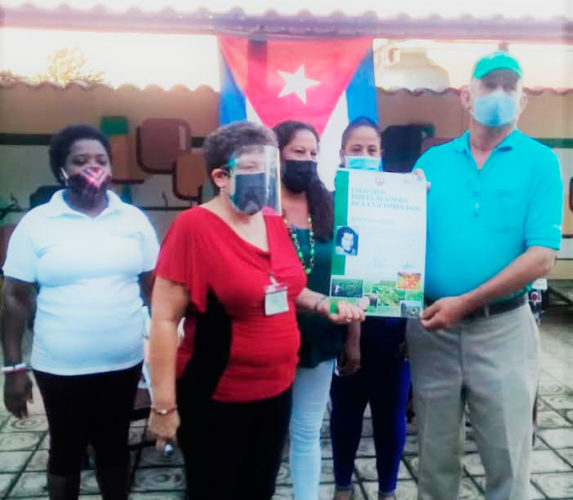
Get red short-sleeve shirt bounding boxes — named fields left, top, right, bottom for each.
left=155, top=207, right=307, bottom=402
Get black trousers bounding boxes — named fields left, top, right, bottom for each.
left=177, top=387, right=292, bottom=500
left=34, top=363, right=142, bottom=476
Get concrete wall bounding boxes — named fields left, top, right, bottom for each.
left=1, top=83, right=571, bottom=276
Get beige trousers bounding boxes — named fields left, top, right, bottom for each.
left=406, top=304, right=539, bottom=500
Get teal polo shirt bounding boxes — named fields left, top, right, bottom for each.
left=416, top=129, right=563, bottom=300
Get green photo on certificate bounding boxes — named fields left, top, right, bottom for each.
left=330, top=169, right=427, bottom=318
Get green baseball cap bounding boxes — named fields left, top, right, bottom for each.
left=472, top=51, right=523, bottom=79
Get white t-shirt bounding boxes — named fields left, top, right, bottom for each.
left=3, top=190, right=160, bottom=375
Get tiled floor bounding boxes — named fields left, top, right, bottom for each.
left=0, top=310, right=571, bottom=499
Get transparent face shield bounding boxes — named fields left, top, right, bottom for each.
left=227, top=145, right=281, bottom=215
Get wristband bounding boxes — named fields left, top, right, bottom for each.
left=2, top=363, right=27, bottom=374
left=313, top=295, right=329, bottom=312
left=151, top=405, right=178, bottom=416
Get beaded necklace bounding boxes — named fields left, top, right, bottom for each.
left=284, top=215, right=315, bottom=274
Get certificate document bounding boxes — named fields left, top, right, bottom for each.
left=330, top=169, right=427, bottom=318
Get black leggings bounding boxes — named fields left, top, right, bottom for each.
left=177, top=387, right=292, bottom=500
left=34, top=363, right=142, bottom=476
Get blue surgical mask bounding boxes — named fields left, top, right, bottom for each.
left=344, top=156, right=381, bottom=171
left=472, top=90, right=519, bottom=127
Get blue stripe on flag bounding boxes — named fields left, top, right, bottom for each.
left=219, top=57, right=247, bottom=125
left=345, top=47, right=378, bottom=124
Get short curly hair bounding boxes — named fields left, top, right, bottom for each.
left=203, top=121, right=277, bottom=175
left=49, top=124, right=112, bottom=184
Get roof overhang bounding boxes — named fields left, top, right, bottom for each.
left=1, top=6, right=572, bottom=43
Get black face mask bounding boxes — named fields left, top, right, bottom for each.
left=230, top=172, right=267, bottom=215
left=282, top=160, right=318, bottom=194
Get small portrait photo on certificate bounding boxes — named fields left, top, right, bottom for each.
left=335, top=225, right=359, bottom=256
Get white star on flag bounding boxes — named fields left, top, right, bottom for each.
left=277, top=65, right=321, bottom=104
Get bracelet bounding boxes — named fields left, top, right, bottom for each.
left=313, top=295, right=329, bottom=312
left=1, top=363, right=27, bottom=374
left=151, top=405, right=178, bottom=416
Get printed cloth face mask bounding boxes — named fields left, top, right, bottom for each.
left=282, top=160, right=318, bottom=194
left=472, top=90, right=519, bottom=127
left=344, top=156, right=381, bottom=171
left=65, top=166, right=111, bottom=204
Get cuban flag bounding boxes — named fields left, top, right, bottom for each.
left=218, top=36, right=377, bottom=189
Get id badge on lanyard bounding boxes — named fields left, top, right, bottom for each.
left=264, top=276, right=289, bottom=316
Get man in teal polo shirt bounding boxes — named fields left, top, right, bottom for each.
left=407, top=51, right=563, bottom=500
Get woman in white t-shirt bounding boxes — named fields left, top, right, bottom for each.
left=1, top=124, right=159, bottom=500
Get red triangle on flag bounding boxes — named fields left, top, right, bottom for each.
left=219, top=36, right=372, bottom=135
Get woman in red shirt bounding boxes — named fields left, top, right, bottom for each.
left=147, top=121, right=364, bottom=500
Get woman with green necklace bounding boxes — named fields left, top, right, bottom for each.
left=274, top=121, right=361, bottom=500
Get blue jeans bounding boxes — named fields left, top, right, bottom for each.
left=330, top=318, right=410, bottom=494
left=289, top=359, right=335, bottom=500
